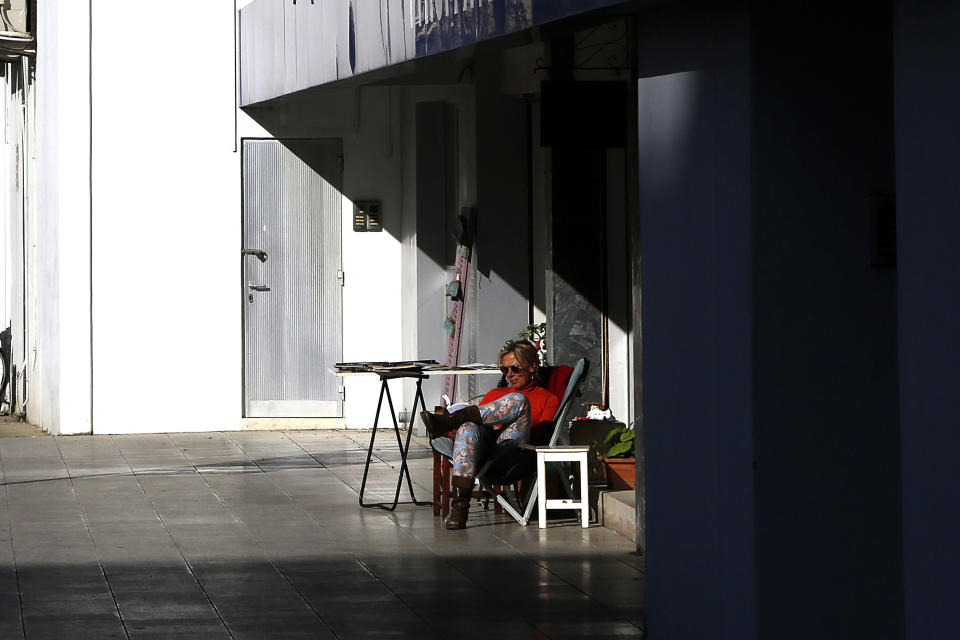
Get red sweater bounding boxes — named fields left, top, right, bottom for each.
left=481, top=380, right=560, bottom=445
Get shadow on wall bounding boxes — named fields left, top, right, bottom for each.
left=241, top=79, right=628, bottom=409
left=242, top=90, right=403, bottom=243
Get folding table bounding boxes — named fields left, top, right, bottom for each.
left=333, top=363, right=499, bottom=511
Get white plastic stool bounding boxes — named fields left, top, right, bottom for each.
left=535, top=445, right=591, bottom=528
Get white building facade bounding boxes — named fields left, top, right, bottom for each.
left=3, top=1, right=623, bottom=435
left=0, top=1, right=425, bottom=434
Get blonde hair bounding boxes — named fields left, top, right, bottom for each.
left=497, top=340, right=540, bottom=369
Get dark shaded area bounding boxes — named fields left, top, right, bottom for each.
left=533, top=0, right=622, bottom=23
left=637, top=2, right=903, bottom=637
left=541, top=81, right=628, bottom=148
left=541, top=35, right=630, bottom=408
left=473, top=55, right=530, bottom=285
left=0, top=555, right=644, bottom=639
left=636, top=6, right=755, bottom=636
left=416, top=101, right=460, bottom=268
left=893, top=2, right=960, bottom=636
left=751, top=4, right=903, bottom=637
left=551, top=148, right=605, bottom=414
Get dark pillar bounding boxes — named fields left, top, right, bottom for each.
left=636, top=5, right=755, bottom=638
left=894, top=3, right=960, bottom=638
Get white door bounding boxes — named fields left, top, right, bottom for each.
left=242, top=139, right=343, bottom=417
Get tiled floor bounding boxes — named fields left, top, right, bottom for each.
left=0, top=429, right=644, bottom=639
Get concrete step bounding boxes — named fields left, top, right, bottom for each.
left=597, top=488, right=637, bottom=541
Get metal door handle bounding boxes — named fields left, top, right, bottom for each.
left=242, top=248, right=268, bottom=263
left=248, top=282, right=270, bottom=292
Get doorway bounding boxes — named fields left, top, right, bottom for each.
left=241, top=138, right=344, bottom=417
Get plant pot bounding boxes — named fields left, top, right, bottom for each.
left=603, top=457, right=636, bottom=490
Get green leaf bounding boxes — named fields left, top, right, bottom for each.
left=604, top=428, right=624, bottom=444
left=606, top=442, right=632, bottom=458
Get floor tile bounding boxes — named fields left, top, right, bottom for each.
left=0, top=430, right=643, bottom=639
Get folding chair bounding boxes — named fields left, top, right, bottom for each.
left=431, top=358, right=588, bottom=526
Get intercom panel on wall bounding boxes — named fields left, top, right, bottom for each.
left=352, top=201, right=382, bottom=232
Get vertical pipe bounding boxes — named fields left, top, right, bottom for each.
left=19, top=71, right=26, bottom=414
left=600, top=150, right=609, bottom=408
left=233, top=0, right=238, bottom=153
left=89, top=0, right=95, bottom=431
left=526, top=102, right=534, bottom=327
left=385, top=0, right=392, bottom=62
left=625, top=15, right=644, bottom=554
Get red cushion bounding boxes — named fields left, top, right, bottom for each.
left=542, top=365, right=573, bottom=412
left=525, top=365, right=572, bottom=445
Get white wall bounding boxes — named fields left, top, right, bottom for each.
left=89, top=0, right=409, bottom=433
left=400, top=86, right=490, bottom=417
left=20, top=0, right=633, bottom=435
left=248, top=84, right=489, bottom=430
left=31, top=0, right=92, bottom=435
left=236, top=84, right=408, bottom=429
left=11, top=0, right=414, bottom=434
left=22, top=0, right=284, bottom=434
left=339, top=87, right=404, bottom=429
left=2, top=64, right=26, bottom=416
left=89, top=1, right=242, bottom=433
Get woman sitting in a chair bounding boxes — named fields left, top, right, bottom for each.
left=421, top=341, right=559, bottom=530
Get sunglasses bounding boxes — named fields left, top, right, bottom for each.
left=499, top=364, right=526, bottom=375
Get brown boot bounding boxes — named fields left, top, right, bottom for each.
left=446, top=475, right=475, bottom=530
left=420, top=404, right=483, bottom=438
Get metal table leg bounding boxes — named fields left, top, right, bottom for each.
left=359, top=374, right=431, bottom=510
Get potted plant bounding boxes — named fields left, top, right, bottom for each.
left=504, top=322, right=547, bottom=364
left=601, top=424, right=636, bottom=490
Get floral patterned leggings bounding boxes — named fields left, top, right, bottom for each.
left=452, top=392, right=530, bottom=478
